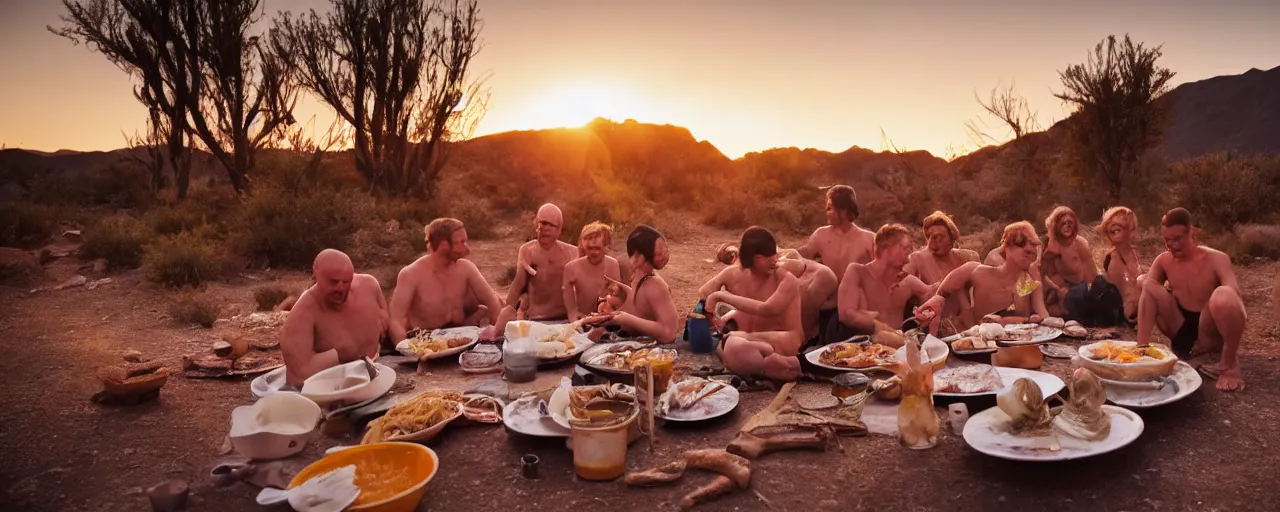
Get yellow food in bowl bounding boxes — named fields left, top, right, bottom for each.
left=289, top=442, right=438, bottom=512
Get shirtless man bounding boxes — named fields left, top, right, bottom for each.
left=834, top=224, right=934, bottom=347
left=905, top=211, right=981, bottom=287
left=701, top=227, right=805, bottom=382
left=497, top=204, right=578, bottom=326
left=389, top=218, right=503, bottom=342
left=1040, top=206, right=1098, bottom=319
left=280, top=249, right=388, bottom=387
left=798, top=185, right=875, bottom=282
left=563, top=222, right=623, bottom=322
left=1137, top=208, right=1246, bottom=391
left=714, top=243, right=838, bottom=344
left=585, top=225, right=680, bottom=342
left=915, top=221, right=1050, bottom=369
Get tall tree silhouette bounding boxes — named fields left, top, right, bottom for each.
left=273, top=0, right=488, bottom=197
left=1056, top=34, right=1175, bottom=202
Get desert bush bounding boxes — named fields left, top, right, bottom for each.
left=169, top=290, right=220, bottom=328
left=144, top=231, right=232, bottom=288
left=401, top=220, right=428, bottom=254
left=28, top=163, right=154, bottom=210
left=145, top=203, right=208, bottom=236
left=497, top=264, right=517, bottom=287
left=450, top=195, right=498, bottom=240
left=253, top=285, right=292, bottom=311
left=701, top=188, right=822, bottom=236
left=81, top=214, right=152, bottom=270
left=231, top=182, right=372, bottom=269
left=1169, top=153, right=1280, bottom=230
left=0, top=202, right=58, bottom=247
left=377, top=196, right=441, bottom=225
left=1233, top=224, right=1280, bottom=261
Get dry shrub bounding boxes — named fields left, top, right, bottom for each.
left=231, top=182, right=372, bottom=269
left=144, top=231, right=233, bottom=288
left=82, top=214, right=152, bottom=270
left=0, top=202, right=58, bottom=247
left=497, top=264, right=517, bottom=287
left=351, top=220, right=418, bottom=267
left=1233, top=224, right=1280, bottom=261
left=0, top=248, right=44, bottom=285
left=377, top=197, right=440, bottom=225
left=701, top=188, right=822, bottom=236
left=169, top=290, right=220, bottom=328
left=253, top=285, right=292, bottom=311
left=145, top=203, right=209, bottom=236
left=401, top=220, right=427, bottom=254
left=559, top=184, right=656, bottom=247
left=450, top=195, right=498, bottom=240
left=28, top=163, right=154, bottom=210
left=1169, top=153, right=1280, bottom=230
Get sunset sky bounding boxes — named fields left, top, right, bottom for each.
left=1, top=0, right=1277, bottom=159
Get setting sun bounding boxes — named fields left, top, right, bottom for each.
left=513, top=80, right=653, bottom=130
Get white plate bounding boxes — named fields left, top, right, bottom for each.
left=658, top=382, right=739, bottom=422
left=538, top=334, right=595, bottom=365
left=963, top=404, right=1144, bottom=461
left=996, top=324, right=1063, bottom=346
left=804, top=341, right=935, bottom=373
left=395, top=326, right=482, bottom=360
left=300, top=362, right=396, bottom=407
left=934, top=366, right=1065, bottom=398
left=1102, top=361, right=1203, bottom=408
left=250, top=366, right=294, bottom=398
left=502, top=396, right=570, bottom=438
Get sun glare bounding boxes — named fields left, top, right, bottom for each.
left=518, top=80, right=650, bottom=130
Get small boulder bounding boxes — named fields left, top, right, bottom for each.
left=92, top=258, right=108, bottom=273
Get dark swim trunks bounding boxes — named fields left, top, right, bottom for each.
left=1171, top=300, right=1201, bottom=358
left=804, top=309, right=839, bottom=350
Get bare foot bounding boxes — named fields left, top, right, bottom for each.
left=1216, top=367, right=1245, bottom=392
left=1189, top=340, right=1220, bottom=358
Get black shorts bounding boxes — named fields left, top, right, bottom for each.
left=1171, top=300, right=1201, bottom=357
left=804, top=309, right=839, bottom=351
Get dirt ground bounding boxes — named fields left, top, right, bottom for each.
left=2, top=224, right=1278, bottom=512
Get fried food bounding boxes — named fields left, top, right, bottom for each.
left=1086, top=341, right=1168, bottom=363
left=586, top=346, right=677, bottom=371
left=817, top=343, right=897, bottom=368
left=361, top=390, right=463, bottom=444
left=952, top=337, right=997, bottom=351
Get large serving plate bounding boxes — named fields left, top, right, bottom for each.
left=300, top=362, right=396, bottom=407
left=994, top=323, right=1063, bottom=346
left=579, top=340, right=670, bottom=377
left=395, top=326, right=482, bottom=360
left=657, top=380, right=740, bottom=423
left=502, top=395, right=570, bottom=438
left=1101, top=361, right=1202, bottom=408
left=962, top=404, right=1144, bottom=461
left=933, top=366, right=1065, bottom=398
left=1076, top=340, right=1178, bottom=382
left=804, top=338, right=944, bottom=373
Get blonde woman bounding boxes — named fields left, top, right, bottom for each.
left=1097, top=207, right=1143, bottom=325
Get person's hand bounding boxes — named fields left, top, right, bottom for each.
left=707, top=311, right=725, bottom=333
left=913, top=296, right=943, bottom=323
left=1029, top=314, right=1044, bottom=324
left=580, top=312, right=617, bottom=328
left=705, top=291, right=724, bottom=316
left=479, top=325, right=500, bottom=342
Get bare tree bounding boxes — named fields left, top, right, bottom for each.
left=1055, top=34, right=1175, bottom=202
left=52, top=0, right=195, bottom=198
left=274, top=0, right=487, bottom=197
left=122, top=115, right=168, bottom=193
left=964, top=80, right=1041, bottom=150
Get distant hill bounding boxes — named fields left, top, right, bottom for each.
left=1158, top=65, right=1280, bottom=158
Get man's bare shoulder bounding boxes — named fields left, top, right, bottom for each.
left=286, top=289, right=320, bottom=320
left=954, top=249, right=980, bottom=262
left=810, top=225, right=831, bottom=239
left=856, top=225, right=876, bottom=238
left=1201, top=247, right=1234, bottom=265
left=353, top=273, right=381, bottom=290
left=556, top=240, right=577, bottom=254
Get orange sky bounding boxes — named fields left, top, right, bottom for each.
left=1, top=0, right=1278, bottom=159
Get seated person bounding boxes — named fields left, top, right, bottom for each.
left=798, top=185, right=876, bottom=282
left=495, top=203, right=578, bottom=328
left=281, top=249, right=389, bottom=388
left=714, top=243, right=837, bottom=345
left=388, top=218, right=503, bottom=342
left=584, top=225, right=680, bottom=343
left=701, top=226, right=805, bottom=383
left=563, top=222, right=623, bottom=322
left=830, top=224, right=933, bottom=348
left=1040, top=206, right=1098, bottom=319
left=915, top=221, right=1050, bottom=369
left=904, top=211, right=981, bottom=286
left=1096, top=207, right=1144, bottom=325
left=1137, top=208, right=1246, bottom=391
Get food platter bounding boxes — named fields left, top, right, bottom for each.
left=1076, top=341, right=1178, bottom=382
left=502, top=396, right=570, bottom=438
left=299, top=361, right=396, bottom=407
left=962, top=404, right=1144, bottom=461
left=361, top=390, right=466, bottom=444
left=579, top=340, right=675, bottom=377
left=804, top=342, right=903, bottom=373
left=993, top=323, right=1062, bottom=346
left=948, top=336, right=999, bottom=356
left=395, top=326, right=482, bottom=360
left=656, top=378, right=740, bottom=422
left=1102, top=361, right=1202, bottom=408
left=505, top=321, right=596, bottom=366
left=1039, top=342, right=1078, bottom=359
left=933, top=366, right=1065, bottom=398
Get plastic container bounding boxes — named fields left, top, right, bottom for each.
left=502, top=325, right=538, bottom=383
left=686, top=304, right=715, bottom=354
left=287, top=442, right=438, bottom=512
left=569, top=408, right=640, bottom=481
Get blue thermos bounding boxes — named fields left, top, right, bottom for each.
left=686, top=299, right=715, bottom=353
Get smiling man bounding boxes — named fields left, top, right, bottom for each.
left=389, top=218, right=504, bottom=342
left=1040, top=206, right=1098, bottom=319
left=562, top=222, right=623, bottom=322
left=496, top=204, right=579, bottom=327
left=1137, top=208, right=1246, bottom=391
left=280, top=249, right=388, bottom=388
left=835, top=224, right=934, bottom=347
left=905, top=211, right=981, bottom=287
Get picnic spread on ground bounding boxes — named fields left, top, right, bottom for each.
left=105, top=311, right=1212, bottom=512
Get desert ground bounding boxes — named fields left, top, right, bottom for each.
left=2, top=222, right=1278, bottom=512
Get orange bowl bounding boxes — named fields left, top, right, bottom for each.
left=288, top=442, right=438, bottom=512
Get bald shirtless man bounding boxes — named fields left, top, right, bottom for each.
left=1137, top=208, right=1246, bottom=391
left=585, top=225, right=680, bottom=342
left=702, top=227, right=805, bottom=383
left=915, top=221, right=1050, bottom=369
left=714, top=243, right=838, bottom=344
left=1040, top=206, right=1098, bottom=319
left=835, top=224, right=934, bottom=347
left=563, top=222, right=623, bottom=322
left=389, top=218, right=503, bottom=342
left=497, top=204, right=578, bottom=326
left=280, top=249, right=388, bottom=387
left=799, top=185, right=875, bottom=282
left=905, top=211, right=981, bottom=287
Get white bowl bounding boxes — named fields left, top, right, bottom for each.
left=229, top=392, right=322, bottom=460
left=300, top=361, right=393, bottom=406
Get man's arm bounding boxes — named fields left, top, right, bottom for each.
left=388, top=269, right=415, bottom=343
left=562, top=262, right=582, bottom=322
left=467, top=262, right=504, bottom=327
left=1146, top=254, right=1169, bottom=286
left=280, top=304, right=337, bottom=387
left=698, top=266, right=736, bottom=299
left=1078, top=238, right=1099, bottom=278
left=837, top=264, right=877, bottom=331
left=797, top=229, right=820, bottom=260
left=613, top=282, right=680, bottom=343
left=505, top=245, right=532, bottom=307
left=1213, top=251, right=1241, bottom=294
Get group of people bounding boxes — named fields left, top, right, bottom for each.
left=279, top=185, right=1247, bottom=392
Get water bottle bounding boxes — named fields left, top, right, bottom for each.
left=686, top=300, right=715, bottom=354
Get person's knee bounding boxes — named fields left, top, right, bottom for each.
left=1208, top=287, right=1245, bottom=318
left=1139, top=278, right=1164, bottom=298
